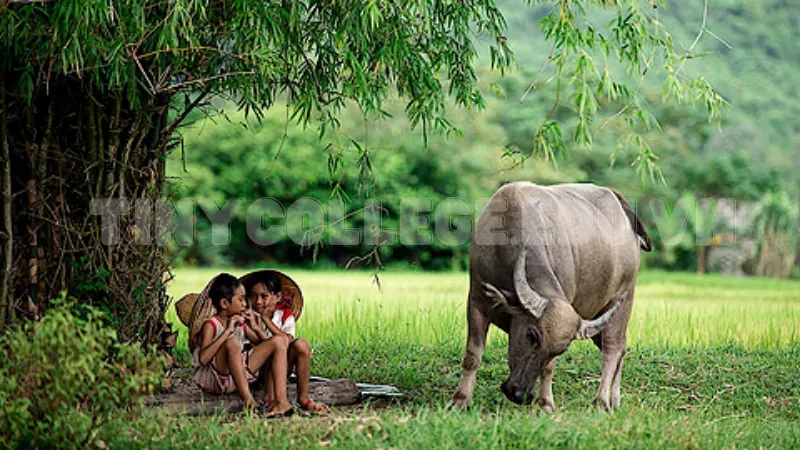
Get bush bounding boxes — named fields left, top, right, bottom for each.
left=0, top=294, right=163, bottom=449
left=169, top=105, right=508, bottom=270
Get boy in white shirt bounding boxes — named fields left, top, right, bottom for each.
left=246, top=273, right=329, bottom=414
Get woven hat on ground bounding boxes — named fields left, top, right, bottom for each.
left=175, top=293, right=199, bottom=328
left=186, top=274, right=220, bottom=350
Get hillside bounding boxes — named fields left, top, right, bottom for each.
left=494, top=0, right=799, bottom=171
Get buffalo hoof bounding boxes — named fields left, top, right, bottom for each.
left=450, top=393, right=470, bottom=411
left=537, top=398, right=556, bottom=413
left=592, top=397, right=612, bottom=412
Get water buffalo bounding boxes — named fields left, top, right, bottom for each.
left=451, top=182, right=651, bottom=411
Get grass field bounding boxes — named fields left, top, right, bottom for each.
left=108, top=269, right=800, bottom=448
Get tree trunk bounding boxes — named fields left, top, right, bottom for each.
left=0, top=71, right=175, bottom=342
left=756, top=225, right=772, bottom=277
left=696, top=246, right=708, bottom=274
left=0, top=73, right=13, bottom=326
left=37, top=103, right=52, bottom=309
left=26, top=105, right=39, bottom=309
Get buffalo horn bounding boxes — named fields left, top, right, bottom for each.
left=513, top=250, right=550, bottom=318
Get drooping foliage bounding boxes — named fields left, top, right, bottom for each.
left=0, top=0, right=512, bottom=339
left=0, top=0, right=721, bottom=339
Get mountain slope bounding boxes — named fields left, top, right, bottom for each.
left=494, top=0, right=799, bottom=155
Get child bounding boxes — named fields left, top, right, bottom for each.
left=191, top=273, right=293, bottom=416
left=245, top=272, right=330, bottom=414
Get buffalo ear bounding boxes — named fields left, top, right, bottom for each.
left=481, top=283, right=523, bottom=315
left=609, top=189, right=652, bottom=252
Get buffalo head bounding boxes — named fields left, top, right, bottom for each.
left=484, top=251, right=627, bottom=405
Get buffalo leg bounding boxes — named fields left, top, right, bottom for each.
left=536, top=357, right=557, bottom=413
left=452, top=299, right=490, bottom=409
left=611, top=357, right=624, bottom=408
left=595, top=346, right=625, bottom=410
left=594, top=287, right=634, bottom=410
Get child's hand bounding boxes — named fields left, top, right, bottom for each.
left=227, top=315, right=244, bottom=330
left=262, top=303, right=277, bottom=319
left=243, top=310, right=259, bottom=328
left=264, top=292, right=281, bottom=316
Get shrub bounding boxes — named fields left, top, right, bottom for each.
left=0, top=294, right=163, bottom=449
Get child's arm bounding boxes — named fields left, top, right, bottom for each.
left=243, top=324, right=264, bottom=343
left=197, top=316, right=241, bottom=366
left=261, top=313, right=290, bottom=339
left=281, top=315, right=296, bottom=339
left=243, top=310, right=269, bottom=343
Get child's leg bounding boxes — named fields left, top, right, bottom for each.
left=289, top=338, right=328, bottom=413
left=288, top=338, right=312, bottom=403
left=214, top=337, right=258, bottom=408
left=248, top=335, right=291, bottom=413
left=264, top=370, right=275, bottom=404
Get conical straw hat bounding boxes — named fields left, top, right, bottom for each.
left=238, top=269, right=304, bottom=321
left=186, top=274, right=220, bottom=350
left=175, top=293, right=199, bottom=328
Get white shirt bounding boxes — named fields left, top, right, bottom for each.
left=264, top=309, right=296, bottom=338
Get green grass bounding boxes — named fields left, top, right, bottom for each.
left=116, top=269, right=800, bottom=449
left=166, top=269, right=800, bottom=353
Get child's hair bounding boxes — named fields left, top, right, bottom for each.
left=244, top=271, right=281, bottom=296
left=208, top=273, right=242, bottom=310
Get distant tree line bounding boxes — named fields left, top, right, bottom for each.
left=171, top=76, right=799, bottom=278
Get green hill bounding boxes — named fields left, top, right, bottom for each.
left=494, top=0, right=799, bottom=173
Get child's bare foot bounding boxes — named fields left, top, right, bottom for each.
left=265, top=401, right=294, bottom=418
left=243, top=398, right=259, bottom=410
left=299, top=398, right=330, bottom=415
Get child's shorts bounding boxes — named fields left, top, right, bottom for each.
left=193, top=349, right=259, bottom=394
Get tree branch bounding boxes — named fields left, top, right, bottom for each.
left=160, top=88, right=211, bottom=147
left=159, top=71, right=256, bottom=93
left=675, top=0, right=730, bottom=76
